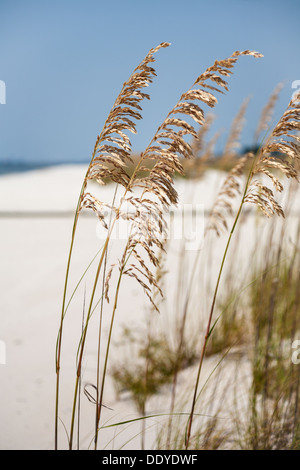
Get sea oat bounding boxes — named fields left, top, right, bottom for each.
left=184, top=113, right=220, bottom=177
left=222, top=97, right=250, bottom=163
left=78, top=47, right=263, bottom=310
left=207, top=93, right=300, bottom=236
left=206, top=153, right=253, bottom=236
left=191, top=113, right=216, bottom=158
left=245, top=93, right=300, bottom=217
left=254, top=83, right=284, bottom=144
left=119, top=50, right=263, bottom=308
left=79, top=42, right=170, bottom=220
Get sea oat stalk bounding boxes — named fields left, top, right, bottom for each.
left=55, top=42, right=170, bottom=449
left=185, top=91, right=300, bottom=449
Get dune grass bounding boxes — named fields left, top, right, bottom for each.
left=55, top=43, right=300, bottom=450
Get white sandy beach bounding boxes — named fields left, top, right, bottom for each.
left=0, top=164, right=298, bottom=450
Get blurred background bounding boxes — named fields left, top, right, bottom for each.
left=0, top=0, right=299, bottom=173
left=0, top=0, right=300, bottom=450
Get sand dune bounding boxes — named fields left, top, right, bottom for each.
left=0, top=165, right=298, bottom=449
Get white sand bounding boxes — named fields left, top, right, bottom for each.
left=0, top=165, right=298, bottom=450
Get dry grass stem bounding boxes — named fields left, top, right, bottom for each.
left=254, top=82, right=284, bottom=144
left=245, top=94, right=300, bottom=217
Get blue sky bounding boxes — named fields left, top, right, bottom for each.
left=0, top=0, right=299, bottom=165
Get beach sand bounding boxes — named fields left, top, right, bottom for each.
left=0, top=165, right=297, bottom=449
